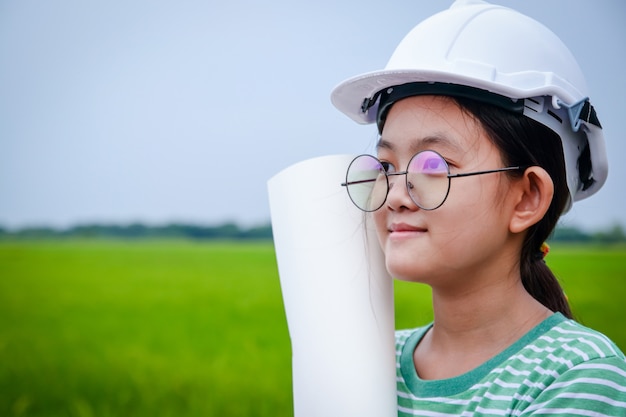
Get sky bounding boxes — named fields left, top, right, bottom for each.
left=1, top=0, right=625, bottom=231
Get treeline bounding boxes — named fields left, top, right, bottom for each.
left=549, top=224, right=626, bottom=244
left=0, top=222, right=625, bottom=243
left=0, top=222, right=273, bottom=240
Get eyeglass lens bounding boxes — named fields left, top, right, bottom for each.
left=344, top=150, right=451, bottom=211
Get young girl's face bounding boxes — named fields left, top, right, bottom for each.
left=374, top=95, right=519, bottom=287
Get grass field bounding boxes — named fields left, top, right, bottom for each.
left=0, top=240, right=625, bottom=416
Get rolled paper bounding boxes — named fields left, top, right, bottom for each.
left=268, top=155, right=396, bottom=417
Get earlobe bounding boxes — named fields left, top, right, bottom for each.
left=509, top=167, right=554, bottom=234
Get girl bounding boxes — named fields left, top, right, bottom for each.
left=333, top=1, right=626, bottom=415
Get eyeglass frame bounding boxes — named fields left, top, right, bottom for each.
left=341, top=150, right=528, bottom=212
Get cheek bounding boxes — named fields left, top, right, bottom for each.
left=437, top=182, right=512, bottom=251
left=447, top=176, right=504, bottom=215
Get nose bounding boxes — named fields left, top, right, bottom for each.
left=385, top=172, right=417, bottom=211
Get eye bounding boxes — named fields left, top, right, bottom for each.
left=380, top=161, right=396, bottom=173
left=421, top=157, right=447, bottom=172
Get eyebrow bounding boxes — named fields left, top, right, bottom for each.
left=376, top=134, right=463, bottom=154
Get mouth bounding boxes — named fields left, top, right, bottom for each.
left=388, top=222, right=427, bottom=237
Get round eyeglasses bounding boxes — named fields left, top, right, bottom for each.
left=341, top=150, right=526, bottom=212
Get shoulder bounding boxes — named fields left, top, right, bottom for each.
left=520, top=355, right=626, bottom=415
left=517, top=318, right=626, bottom=415
left=395, top=325, right=430, bottom=371
left=510, top=316, right=625, bottom=383
left=395, top=325, right=431, bottom=352
left=538, top=318, right=624, bottom=362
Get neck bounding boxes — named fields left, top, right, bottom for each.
left=410, top=237, right=556, bottom=380
left=427, top=256, right=554, bottom=358
left=413, top=273, right=553, bottom=380
left=428, top=241, right=551, bottom=339
left=430, top=278, right=551, bottom=339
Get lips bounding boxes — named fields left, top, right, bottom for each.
left=389, top=222, right=427, bottom=233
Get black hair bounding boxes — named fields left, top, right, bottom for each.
left=451, top=97, right=573, bottom=319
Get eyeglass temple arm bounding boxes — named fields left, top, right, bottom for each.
left=340, top=171, right=407, bottom=187
left=447, top=165, right=528, bottom=179
left=341, top=179, right=376, bottom=187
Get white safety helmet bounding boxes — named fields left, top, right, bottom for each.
left=331, top=0, right=607, bottom=212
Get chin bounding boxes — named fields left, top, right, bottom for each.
left=385, top=258, right=430, bottom=283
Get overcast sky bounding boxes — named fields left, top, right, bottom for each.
left=1, top=0, right=624, bottom=231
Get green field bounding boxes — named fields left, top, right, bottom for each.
left=0, top=240, right=625, bottom=416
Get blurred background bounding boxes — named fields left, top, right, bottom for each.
left=1, top=1, right=625, bottom=416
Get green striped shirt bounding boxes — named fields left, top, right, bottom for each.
left=396, top=313, right=626, bottom=416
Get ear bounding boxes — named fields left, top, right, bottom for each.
left=509, top=166, right=554, bottom=234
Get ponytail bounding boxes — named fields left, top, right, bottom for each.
left=452, top=97, right=574, bottom=319
left=521, top=243, right=573, bottom=319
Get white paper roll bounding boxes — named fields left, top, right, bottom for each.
left=268, top=155, right=396, bottom=417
